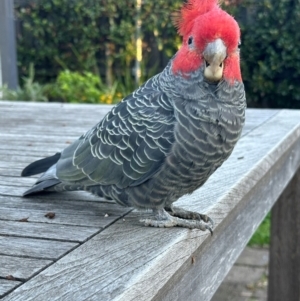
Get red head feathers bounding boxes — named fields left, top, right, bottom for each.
left=172, top=0, right=242, bottom=83
left=176, top=0, right=220, bottom=36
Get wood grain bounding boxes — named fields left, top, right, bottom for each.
left=0, top=195, right=131, bottom=227
left=0, top=255, right=52, bottom=280
left=0, top=101, right=297, bottom=300
left=0, top=102, right=135, bottom=297
left=0, top=279, right=21, bottom=299
left=0, top=176, right=36, bottom=187
left=0, top=236, right=78, bottom=260
left=2, top=108, right=300, bottom=301
left=0, top=220, right=101, bottom=242
left=268, top=168, right=300, bottom=301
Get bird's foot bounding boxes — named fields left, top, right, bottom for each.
left=140, top=208, right=213, bottom=235
left=165, top=205, right=214, bottom=227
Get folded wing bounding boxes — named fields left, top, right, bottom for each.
left=56, top=79, right=176, bottom=189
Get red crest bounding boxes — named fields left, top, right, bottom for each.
left=174, top=0, right=221, bottom=36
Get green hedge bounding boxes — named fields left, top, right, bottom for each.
left=237, top=0, right=300, bottom=108
left=14, top=0, right=300, bottom=108
left=15, top=0, right=180, bottom=86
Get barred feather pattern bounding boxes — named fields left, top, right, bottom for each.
left=47, top=57, right=245, bottom=209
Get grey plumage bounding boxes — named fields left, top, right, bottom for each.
left=21, top=1, right=246, bottom=232
left=22, top=61, right=245, bottom=232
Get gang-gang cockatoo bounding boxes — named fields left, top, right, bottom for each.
left=22, top=0, right=246, bottom=234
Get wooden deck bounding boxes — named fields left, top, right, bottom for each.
left=1, top=101, right=300, bottom=300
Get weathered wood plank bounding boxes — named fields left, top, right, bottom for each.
left=0, top=144, right=66, bottom=156
left=0, top=163, right=33, bottom=173
left=268, top=168, right=300, bottom=301
left=0, top=185, right=115, bottom=203
left=1, top=124, right=95, bottom=134
left=0, top=116, right=98, bottom=125
left=0, top=131, right=78, bottom=139
left=0, top=168, right=26, bottom=177
left=0, top=220, right=100, bottom=242
left=0, top=102, right=291, bottom=300
left=0, top=135, right=79, bottom=144
left=0, top=103, right=111, bottom=122
left=0, top=148, right=56, bottom=157
left=0, top=184, right=116, bottom=205
left=0, top=255, right=52, bottom=280
left=0, top=112, right=105, bottom=121
left=0, top=100, right=112, bottom=110
left=0, top=195, right=131, bottom=227
left=3, top=109, right=300, bottom=301
left=0, top=279, right=21, bottom=299
left=0, top=176, right=36, bottom=187
left=0, top=236, right=78, bottom=260
left=0, top=184, right=31, bottom=196
left=0, top=154, right=55, bottom=165
left=0, top=195, right=126, bottom=215
left=0, top=207, right=127, bottom=228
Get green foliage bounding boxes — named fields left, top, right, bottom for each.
left=15, top=0, right=181, bottom=86
left=0, top=66, right=124, bottom=103
left=0, top=64, right=48, bottom=101
left=248, top=213, right=271, bottom=246
left=14, top=0, right=300, bottom=108
left=15, top=0, right=103, bottom=82
left=46, top=70, right=121, bottom=104
left=236, top=0, right=300, bottom=108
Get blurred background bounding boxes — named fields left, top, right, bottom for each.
left=1, top=1, right=296, bottom=299
left=1, top=0, right=299, bottom=108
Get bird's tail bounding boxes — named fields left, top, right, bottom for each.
left=21, top=152, right=61, bottom=177
left=21, top=153, right=62, bottom=196
left=22, top=178, right=61, bottom=196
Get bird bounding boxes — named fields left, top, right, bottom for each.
left=21, top=0, right=246, bottom=234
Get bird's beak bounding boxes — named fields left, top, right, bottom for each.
left=203, top=39, right=227, bottom=82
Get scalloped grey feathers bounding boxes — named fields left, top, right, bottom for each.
left=22, top=60, right=246, bottom=210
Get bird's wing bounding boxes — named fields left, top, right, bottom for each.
left=55, top=79, right=176, bottom=188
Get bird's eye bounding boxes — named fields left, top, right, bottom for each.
left=188, top=36, right=193, bottom=45
left=238, top=41, right=241, bottom=49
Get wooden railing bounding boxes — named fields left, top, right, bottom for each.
left=0, top=101, right=299, bottom=301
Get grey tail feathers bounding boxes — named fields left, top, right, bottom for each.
left=23, top=178, right=61, bottom=196
left=22, top=152, right=61, bottom=196
left=21, top=153, right=61, bottom=177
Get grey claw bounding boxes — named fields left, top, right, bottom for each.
left=207, top=216, right=214, bottom=228
left=206, top=225, right=213, bottom=236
